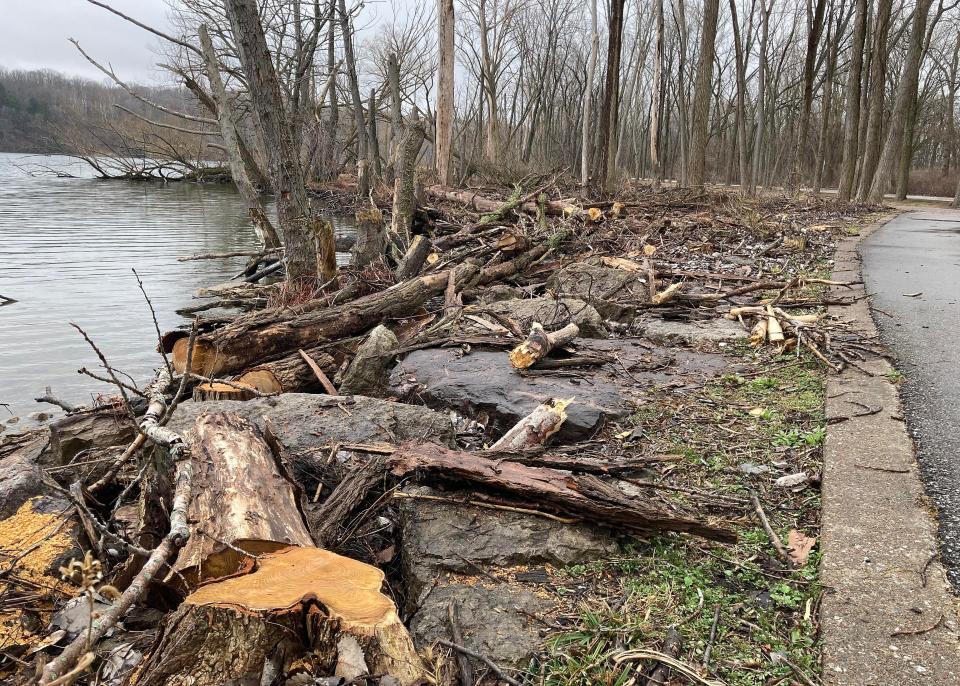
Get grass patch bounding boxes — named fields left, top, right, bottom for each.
left=530, top=355, right=827, bottom=685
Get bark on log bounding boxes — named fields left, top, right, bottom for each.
left=135, top=546, right=425, bottom=686
left=237, top=347, right=337, bottom=394
left=166, top=262, right=479, bottom=377
left=395, top=234, right=432, bottom=280
left=423, top=185, right=576, bottom=217
left=391, top=116, right=424, bottom=241
left=351, top=207, right=387, bottom=268
left=389, top=442, right=736, bottom=542
left=508, top=322, right=579, bottom=369
left=169, top=413, right=314, bottom=588
left=309, top=453, right=387, bottom=548
left=490, top=398, right=571, bottom=450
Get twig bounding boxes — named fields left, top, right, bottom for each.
left=35, top=387, right=76, bottom=413
left=71, top=323, right=138, bottom=423
left=437, top=640, right=521, bottom=686
left=891, top=612, right=945, bottom=637
left=614, top=649, right=725, bottom=686
left=448, top=601, right=475, bottom=686
left=702, top=606, right=721, bottom=667
left=768, top=651, right=819, bottom=686
left=749, top=490, right=791, bottom=565
left=39, top=371, right=193, bottom=685
left=78, top=368, right=145, bottom=398
left=133, top=268, right=172, bottom=379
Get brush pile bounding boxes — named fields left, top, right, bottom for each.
left=0, top=179, right=880, bottom=686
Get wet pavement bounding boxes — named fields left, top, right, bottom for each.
left=861, top=209, right=960, bottom=586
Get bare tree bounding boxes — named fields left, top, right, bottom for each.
left=435, top=0, right=455, bottom=184
left=687, top=0, right=721, bottom=188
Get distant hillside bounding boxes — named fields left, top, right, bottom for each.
left=0, top=67, right=206, bottom=155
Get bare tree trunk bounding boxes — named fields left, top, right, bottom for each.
left=672, top=0, right=691, bottom=186
left=789, top=0, right=828, bottom=194
left=867, top=0, right=934, bottom=203
left=944, top=33, right=960, bottom=177
left=368, top=88, right=382, bottom=180
left=749, top=0, right=772, bottom=196
left=391, top=114, right=424, bottom=242
left=837, top=0, right=867, bottom=201
left=435, top=0, right=455, bottom=185
left=895, top=94, right=919, bottom=200
left=856, top=0, right=892, bottom=200
left=649, top=0, right=665, bottom=187
left=581, top=0, right=599, bottom=186
left=813, top=15, right=839, bottom=194
left=687, top=0, right=720, bottom=188
left=338, top=0, right=370, bottom=196
left=223, top=0, right=334, bottom=282
left=323, top=0, right=340, bottom=179
left=478, top=0, right=499, bottom=163
left=198, top=24, right=280, bottom=250
left=727, top=0, right=749, bottom=192
left=596, top=0, right=626, bottom=189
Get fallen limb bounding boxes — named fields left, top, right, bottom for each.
left=490, top=398, right=572, bottom=450
left=389, top=443, right=736, bottom=542
left=749, top=490, right=791, bottom=565
left=508, top=322, right=579, bottom=369
left=424, top=184, right=576, bottom=218
left=438, top=639, right=521, bottom=686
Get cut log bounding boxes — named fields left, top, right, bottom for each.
left=339, top=324, right=399, bottom=396
left=169, top=412, right=314, bottom=587
left=508, top=322, right=580, bottom=369
left=237, top=347, right=337, bottom=394
left=424, top=185, right=576, bottom=217
left=135, top=546, right=425, bottom=686
left=766, top=304, right=785, bottom=343
left=395, top=234, right=432, bottom=280
left=192, top=381, right=257, bottom=401
left=490, top=398, right=571, bottom=450
left=166, top=262, right=479, bottom=376
left=389, top=442, right=736, bottom=542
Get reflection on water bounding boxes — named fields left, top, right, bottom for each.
left=0, top=152, right=353, bottom=419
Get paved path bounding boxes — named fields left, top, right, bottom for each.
left=821, top=216, right=960, bottom=684
left=861, top=209, right=960, bottom=585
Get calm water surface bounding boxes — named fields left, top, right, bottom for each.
left=0, top=152, right=349, bottom=420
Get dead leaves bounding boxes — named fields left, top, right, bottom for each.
left=787, top=529, right=817, bottom=566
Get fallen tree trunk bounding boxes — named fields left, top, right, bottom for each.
left=237, top=347, right=337, bottom=394
left=135, top=546, right=425, bottom=686
left=389, top=442, right=736, bottom=542
left=395, top=234, right=432, bottom=280
left=424, top=185, right=576, bottom=217
left=508, top=322, right=580, bottom=369
left=166, top=262, right=479, bottom=376
left=168, top=412, right=314, bottom=587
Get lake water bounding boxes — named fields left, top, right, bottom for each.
left=0, top=152, right=350, bottom=421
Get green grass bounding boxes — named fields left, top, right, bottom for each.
left=530, top=357, right=827, bottom=685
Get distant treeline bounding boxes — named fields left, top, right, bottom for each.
left=0, top=68, right=207, bottom=157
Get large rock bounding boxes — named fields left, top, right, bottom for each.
left=0, top=430, right=49, bottom=518
left=545, top=259, right=649, bottom=322
left=390, top=339, right=726, bottom=441
left=399, top=486, right=616, bottom=669
left=479, top=296, right=607, bottom=337
left=168, top=393, right=455, bottom=453
left=633, top=316, right=746, bottom=347
left=48, top=410, right=137, bottom=465
left=398, top=485, right=616, bottom=594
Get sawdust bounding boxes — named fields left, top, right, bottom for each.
left=0, top=497, right=74, bottom=649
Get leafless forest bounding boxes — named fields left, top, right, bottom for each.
left=40, top=0, right=958, bottom=203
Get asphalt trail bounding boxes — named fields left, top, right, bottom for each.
left=861, top=208, right=960, bottom=586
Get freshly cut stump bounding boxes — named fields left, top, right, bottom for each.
left=169, top=412, right=314, bottom=587
left=237, top=347, right=336, bottom=394
left=192, top=381, right=256, bottom=401
left=135, top=546, right=425, bottom=686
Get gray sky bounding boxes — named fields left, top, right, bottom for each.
left=0, top=1, right=176, bottom=83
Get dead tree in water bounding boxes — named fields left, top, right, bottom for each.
left=223, top=0, right=336, bottom=282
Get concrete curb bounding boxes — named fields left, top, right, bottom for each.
left=821, top=215, right=960, bottom=684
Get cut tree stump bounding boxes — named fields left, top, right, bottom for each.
left=192, top=381, right=257, bottom=401
left=508, top=322, right=580, bottom=369
left=135, top=546, right=425, bottom=686
left=169, top=412, right=314, bottom=587
left=389, top=442, right=736, bottom=542
left=395, top=234, right=432, bottom=280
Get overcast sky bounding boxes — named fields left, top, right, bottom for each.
left=0, top=1, right=183, bottom=84
left=0, top=1, right=401, bottom=85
